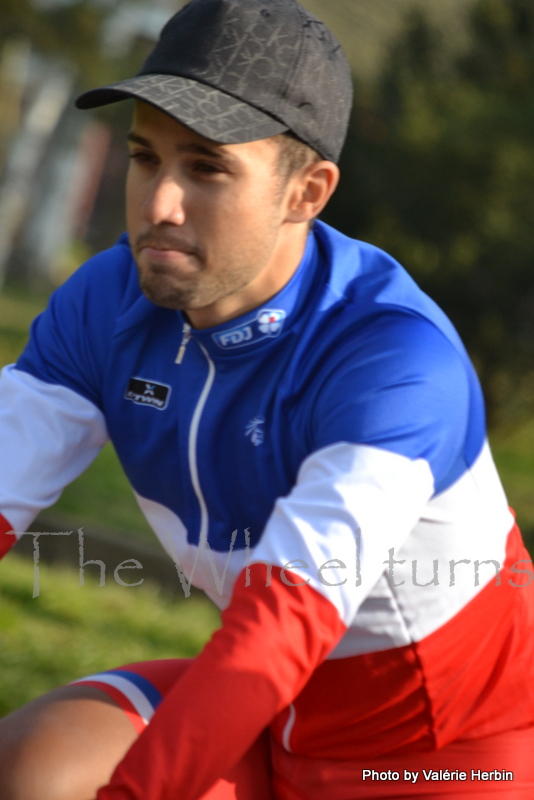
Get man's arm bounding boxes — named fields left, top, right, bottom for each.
left=97, top=562, right=346, bottom=800
left=0, top=241, right=137, bottom=555
left=0, top=365, right=108, bottom=556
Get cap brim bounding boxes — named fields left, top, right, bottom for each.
left=75, top=74, right=288, bottom=144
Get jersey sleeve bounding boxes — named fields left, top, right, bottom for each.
left=0, top=244, right=134, bottom=553
left=16, top=238, right=134, bottom=409
left=0, top=365, right=108, bottom=548
left=96, top=565, right=346, bottom=800
left=95, top=313, right=480, bottom=800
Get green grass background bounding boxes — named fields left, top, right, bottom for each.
left=1, top=286, right=533, bottom=715
left=0, top=555, right=220, bottom=716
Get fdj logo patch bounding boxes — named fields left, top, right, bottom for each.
left=212, top=308, right=286, bottom=350
left=125, top=377, right=171, bottom=410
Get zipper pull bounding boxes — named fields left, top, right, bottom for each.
left=175, top=322, right=192, bottom=364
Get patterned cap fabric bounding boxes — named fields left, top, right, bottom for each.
left=75, top=0, right=353, bottom=162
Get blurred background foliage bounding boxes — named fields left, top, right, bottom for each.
left=0, top=0, right=155, bottom=91
left=323, top=0, right=534, bottom=428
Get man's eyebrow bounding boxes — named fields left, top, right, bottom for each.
left=126, top=132, right=233, bottom=161
left=176, top=142, right=228, bottom=159
left=127, top=132, right=152, bottom=147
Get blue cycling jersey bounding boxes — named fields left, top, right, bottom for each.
left=15, top=220, right=484, bottom=557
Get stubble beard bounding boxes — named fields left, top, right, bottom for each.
left=137, top=259, right=257, bottom=311
left=135, top=204, right=285, bottom=313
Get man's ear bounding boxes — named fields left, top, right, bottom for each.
left=284, top=161, right=340, bottom=223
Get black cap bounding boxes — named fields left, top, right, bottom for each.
left=75, top=0, right=352, bottom=162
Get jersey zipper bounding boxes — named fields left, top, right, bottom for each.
left=187, top=340, right=215, bottom=549
left=176, top=335, right=216, bottom=583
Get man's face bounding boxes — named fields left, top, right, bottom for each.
left=126, top=102, right=295, bottom=324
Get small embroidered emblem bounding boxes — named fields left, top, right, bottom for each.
left=245, top=416, right=265, bottom=446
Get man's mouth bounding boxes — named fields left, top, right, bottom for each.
left=142, top=246, right=194, bottom=258
left=134, top=231, right=203, bottom=263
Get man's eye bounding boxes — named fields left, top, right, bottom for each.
left=194, top=161, right=224, bottom=174
left=129, top=151, right=157, bottom=165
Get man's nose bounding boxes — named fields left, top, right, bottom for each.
left=144, top=176, right=186, bottom=226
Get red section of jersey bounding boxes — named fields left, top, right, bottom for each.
left=271, top=523, right=534, bottom=760
left=419, top=521, right=534, bottom=746
left=271, top=724, right=534, bottom=799
left=96, top=565, right=346, bottom=800
left=0, top=513, right=15, bottom=559
left=271, top=635, right=433, bottom=759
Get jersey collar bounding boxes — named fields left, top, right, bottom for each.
left=178, top=226, right=321, bottom=359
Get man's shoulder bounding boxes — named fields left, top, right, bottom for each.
left=14, top=236, right=148, bottom=405
left=301, top=224, right=486, bottom=490
left=312, top=221, right=465, bottom=358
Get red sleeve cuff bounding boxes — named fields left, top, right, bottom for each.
left=0, top=514, right=15, bottom=559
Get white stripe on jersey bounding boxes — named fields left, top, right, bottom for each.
left=135, top=492, right=247, bottom=606
left=0, top=366, right=108, bottom=532
left=136, top=439, right=513, bottom=657
left=329, top=440, right=514, bottom=657
left=252, top=442, right=435, bottom=626
left=281, top=704, right=297, bottom=753
left=138, top=443, right=434, bottom=620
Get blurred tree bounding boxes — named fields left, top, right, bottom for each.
left=0, top=0, right=159, bottom=90
left=1, top=0, right=104, bottom=85
left=0, top=0, right=169, bottom=274
left=324, top=0, right=534, bottom=425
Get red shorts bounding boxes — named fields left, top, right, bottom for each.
left=72, top=659, right=534, bottom=800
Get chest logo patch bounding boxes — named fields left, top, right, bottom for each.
left=125, top=377, right=171, bottom=410
left=212, top=308, right=286, bottom=350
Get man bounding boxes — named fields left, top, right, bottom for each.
left=1, top=0, right=533, bottom=798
